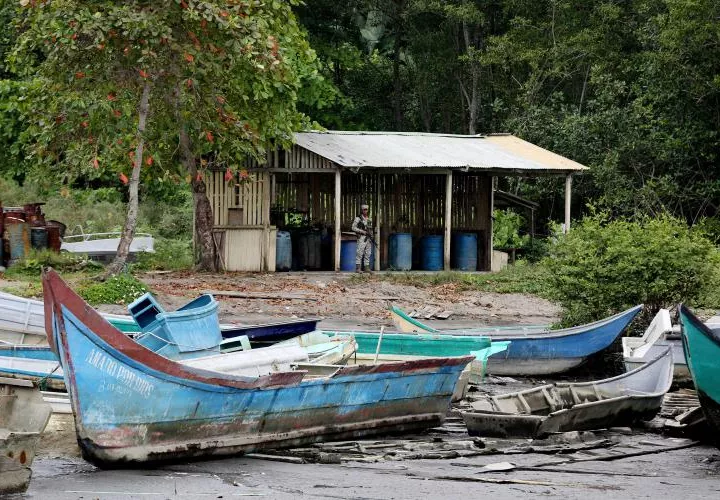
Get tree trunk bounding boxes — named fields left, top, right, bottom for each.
left=105, top=81, right=151, bottom=277
left=178, top=126, right=217, bottom=272
left=391, top=0, right=405, bottom=130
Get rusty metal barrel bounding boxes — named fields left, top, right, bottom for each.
left=6, top=218, right=30, bottom=264
left=30, top=227, right=48, bottom=250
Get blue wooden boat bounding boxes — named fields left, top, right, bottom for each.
left=329, top=304, right=643, bottom=376
left=390, top=305, right=548, bottom=335
left=221, top=319, right=320, bottom=344
left=0, top=345, right=64, bottom=390
left=128, top=292, right=319, bottom=351
left=42, top=269, right=473, bottom=466
left=0, top=290, right=318, bottom=346
left=678, top=304, right=720, bottom=439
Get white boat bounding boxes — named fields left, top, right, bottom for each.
left=462, top=348, right=673, bottom=438
left=0, top=332, right=357, bottom=391
left=179, top=331, right=357, bottom=377
left=61, top=231, right=154, bottom=257
left=0, top=377, right=52, bottom=495
left=622, top=309, right=691, bottom=382
left=0, top=291, right=133, bottom=345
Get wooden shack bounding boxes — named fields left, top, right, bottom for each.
left=205, top=131, right=587, bottom=272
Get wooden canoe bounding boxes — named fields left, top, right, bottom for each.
left=622, top=308, right=689, bottom=381
left=390, top=305, right=548, bottom=335
left=462, top=348, right=673, bottom=438
left=332, top=305, right=643, bottom=376
left=42, top=268, right=473, bottom=466
left=0, top=332, right=357, bottom=391
left=678, top=304, right=720, bottom=442
left=0, top=290, right=318, bottom=347
left=0, top=377, right=52, bottom=495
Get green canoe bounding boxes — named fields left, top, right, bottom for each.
left=678, top=304, right=720, bottom=439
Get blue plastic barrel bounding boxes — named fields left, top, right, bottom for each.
left=420, top=235, right=444, bottom=271
left=452, top=232, right=478, bottom=271
left=340, top=240, right=357, bottom=271
left=275, top=231, right=292, bottom=271
left=389, top=233, right=412, bottom=270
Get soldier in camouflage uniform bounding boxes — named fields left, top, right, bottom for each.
left=351, top=204, right=372, bottom=273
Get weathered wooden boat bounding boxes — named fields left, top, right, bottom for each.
left=323, top=330, right=511, bottom=401
left=0, top=330, right=357, bottom=391
left=0, top=290, right=136, bottom=344
left=462, top=348, right=673, bottom=438
left=390, top=305, right=548, bottom=335
left=42, top=268, right=473, bottom=466
left=678, top=304, right=720, bottom=439
left=220, top=319, right=320, bottom=344
left=0, top=290, right=318, bottom=346
left=325, top=330, right=493, bottom=358
left=622, top=308, right=689, bottom=381
left=0, top=344, right=65, bottom=390
left=336, top=305, right=643, bottom=375
left=0, top=377, right=52, bottom=495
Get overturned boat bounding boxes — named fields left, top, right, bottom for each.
left=42, top=269, right=473, bottom=466
left=0, top=377, right=52, bottom=495
left=462, top=348, right=673, bottom=438
left=622, top=308, right=688, bottom=381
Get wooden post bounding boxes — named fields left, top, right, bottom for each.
left=262, top=172, right=271, bottom=271
left=488, top=176, right=496, bottom=271
left=375, top=172, right=381, bottom=271
left=444, top=170, right=452, bottom=271
left=564, top=174, right=572, bottom=233
left=334, top=168, right=342, bottom=271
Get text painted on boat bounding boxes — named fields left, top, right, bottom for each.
left=86, top=348, right=155, bottom=398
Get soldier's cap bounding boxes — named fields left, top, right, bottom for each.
left=361, top=204, right=369, bottom=209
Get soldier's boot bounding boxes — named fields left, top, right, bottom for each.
left=355, top=264, right=361, bottom=273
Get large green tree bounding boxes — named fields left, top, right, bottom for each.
left=10, top=0, right=324, bottom=272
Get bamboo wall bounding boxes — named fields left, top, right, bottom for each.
left=206, top=171, right=270, bottom=227
left=271, top=171, right=491, bottom=234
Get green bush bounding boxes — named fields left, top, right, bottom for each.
left=493, top=209, right=529, bottom=249
left=543, top=213, right=720, bottom=326
left=4, top=249, right=103, bottom=277
left=132, top=238, right=193, bottom=271
left=79, top=273, right=149, bottom=305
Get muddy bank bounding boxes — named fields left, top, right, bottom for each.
left=115, top=271, right=562, bottom=330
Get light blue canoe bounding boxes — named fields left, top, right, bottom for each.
left=42, top=268, right=473, bottom=466
left=0, top=345, right=64, bottom=390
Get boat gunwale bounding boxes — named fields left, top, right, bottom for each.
left=393, top=304, right=644, bottom=340
left=679, top=303, right=720, bottom=348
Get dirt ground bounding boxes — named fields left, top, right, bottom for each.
left=98, top=271, right=562, bottom=331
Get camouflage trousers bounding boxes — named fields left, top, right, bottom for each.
left=356, top=236, right=371, bottom=267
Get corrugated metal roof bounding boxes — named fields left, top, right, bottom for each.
left=294, top=131, right=587, bottom=173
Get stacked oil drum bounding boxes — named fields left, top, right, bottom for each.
left=1, top=203, right=65, bottom=268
